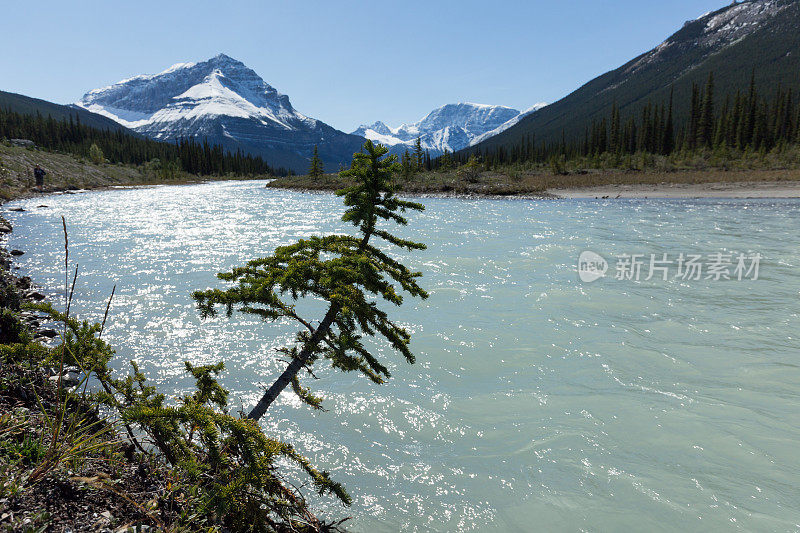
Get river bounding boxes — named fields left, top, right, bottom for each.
left=5, top=180, right=800, bottom=531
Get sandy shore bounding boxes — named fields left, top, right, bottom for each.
left=550, top=180, right=800, bottom=199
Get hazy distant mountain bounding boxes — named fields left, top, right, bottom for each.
left=468, top=0, right=800, bottom=154
left=77, top=54, right=364, bottom=172
left=352, top=103, right=545, bottom=157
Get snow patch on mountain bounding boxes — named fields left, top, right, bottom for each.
left=698, top=0, right=785, bottom=47
left=469, top=103, right=548, bottom=147
left=85, top=62, right=198, bottom=96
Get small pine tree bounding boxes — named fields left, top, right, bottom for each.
left=688, top=83, right=701, bottom=150
left=663, top=87, right=675, bottom=154
left=89, top=143, right=105, bottom=165
left=413, top=137, right=424, bottom=171
left=549, top=154, right=567, bottom=175
left=194, top=140, right=428, bottom=420
left=745, top=70, right=758, bottom=148
left=439, top=149, right=453, bottom=171
left=401, top=149, right=413, bottom=179
left=457, top=153, right=482, bottom=183
left=795, top=106, right=800, bottom=143
left=308, top=144, right=324, bottom=178
left=698, top=72, right=715, bottom=148
left=609, top=102, right=621, bottom=154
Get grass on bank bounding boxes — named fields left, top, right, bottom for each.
left=0, top=142, right=273, bottom=202
left=268, top=146, right=800, bottom=196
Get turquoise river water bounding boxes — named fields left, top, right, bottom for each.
left=5, top=180, right=800, bottom=531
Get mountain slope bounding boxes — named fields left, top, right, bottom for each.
left=468, top=0, right=800, bottom=154
left=0, top=90, right=134, bottom=132
left=77, top=54, right=364, bottom=172
left=352, top=103, right=538, bottom=156
left=468, top=103, right=548, bottom=147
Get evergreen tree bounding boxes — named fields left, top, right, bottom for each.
left=401, top=149, right=413, bottom=179
left=662, top=88, right=675, bottom=154
left=779, top=90, right=793, bottom=143
left=308, top=144, right=324, bottom=178
left=609, top=103, right=621, bottom=154
left=582, top=127, right=590, bottom=156
left=698, top=72, right=715, bottom=148
left=89, top=142, right=105, bottom=165
left=733, top=90, right=746, bottom=149
left=439, top=149, right=453, bottom=171
left=714, top=95, right=730, bottom=149
left=194, top=141, right=428, bottom=420
left=639, top=103, right=652, bottom=152
left=597, top=117, right=608, bottom=154
left=745, top=70, right=758, bottom=148
left=413, top=137, right=424, bottom=171
left=796, top=105, right=800, bottom=143
left=688, top=83, right=701, bottom=150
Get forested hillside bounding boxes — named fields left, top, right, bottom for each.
left=464, top=72, right=800, bottom=167
left=0, top=102, right=287, bottom=177
left=466, top=0, right=800, bottom=159
left=0, top=90, right=129, bottom=132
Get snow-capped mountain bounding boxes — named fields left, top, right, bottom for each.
left=351, top=103, right=544, bottom=157
left=77, top=54, right=364, bottom=172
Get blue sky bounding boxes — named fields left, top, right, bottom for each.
left=2, top=0, right=728, bottom=132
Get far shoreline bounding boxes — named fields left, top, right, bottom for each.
left=266, top=168, right=800, bottom=200
left=6, top=178, right=800, bottom=206
left=549, top=180, right=800, bottom=199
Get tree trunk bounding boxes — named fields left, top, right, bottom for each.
left=247, top=303, right=341, bottom=421
left=248, top=223, right=373, bottom=421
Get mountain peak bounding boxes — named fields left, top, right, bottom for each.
left=417, top=103, right=520, bottom=134
left=206, top=53, right=246, bottom=68
left=75, top=56, right=365, bottom=172
left=77, top=55, right=299, bottom=127
left=351, top=102, right=531, bottom=156
left=365, top=121, right=392, bottom=135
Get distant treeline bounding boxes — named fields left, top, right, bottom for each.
left=0, top=107, right=289, bottom=176
left=452, top=72, right=800, bottom=168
